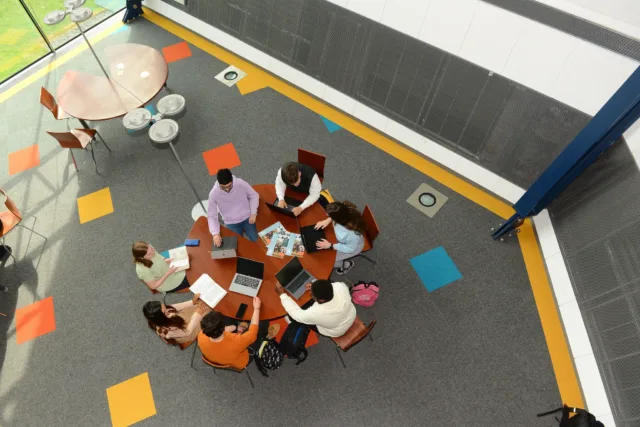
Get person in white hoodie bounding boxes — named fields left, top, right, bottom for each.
left=275, top=279, right=356, bottom=337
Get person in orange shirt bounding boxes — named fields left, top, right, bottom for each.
left=197, top=296, right=261, bottom=370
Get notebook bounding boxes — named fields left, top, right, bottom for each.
left=168, top=246, right=190, bottom=271
left=189, top=274, right=227, bottom=308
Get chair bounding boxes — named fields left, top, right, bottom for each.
left=190, top=344, right=255, bottom=388
left=0, top=189, right=48, bottom=262
left=160, top=335, right=194, bottom=350
left=331, top=316, right=376, bottom=368
left=46, top=129, right=111, bottom=173
left=356, top=205, right=380, bottom=265
left=298, top=148, right=325, bottom=182
left=139, top=279, right=189, bottom=305
left=40, top=87, right=68, bottom=121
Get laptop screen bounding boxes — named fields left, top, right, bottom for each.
left=276, top=257, right=303, bottom=286
left=237, top=257, right=264, bottom=279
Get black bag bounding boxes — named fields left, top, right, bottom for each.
left=537, top=405, right=604, bottom=427
left=279, top=320, right=310, bottom=365
left=254, top=339, right=284, bottom=377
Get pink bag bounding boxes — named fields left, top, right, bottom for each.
left=351, top=281, right=379, bottom=307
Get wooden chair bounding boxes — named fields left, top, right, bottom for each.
left=298, top=148, right=325, bottom=182
left=0, top=188, right=47, bottom=262
left=40, top=87, right=68, bottom=121
left=331, top=316, right=376, bottom=368
left=356, top=205, right=380, bottom=265
left=160, top=335, right=195, bottom=350
left=190, top=344, right=255, bottom=388
left=46, top=129, right=111, bottom=173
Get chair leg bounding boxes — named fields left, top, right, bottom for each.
left=369, top=331, right=373, bottom=342
left=96, top=132, right=111, bottom=151
left=190, top=343, right=198, bottom=368
left=69, top=149, right=79, bottom=171
left=245, top=369, right=255, bottom=388
left=1, top=239, right=15, bottom=262
left=90, top=142, right=98, bottom=173
left=335, top=346, right=346, bottom=369
left=359, top=253, right=377, bottom=265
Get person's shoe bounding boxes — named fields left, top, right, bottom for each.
left=336, top=260, right=354, bottom=275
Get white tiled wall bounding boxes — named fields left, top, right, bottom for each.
left=418, top=0, right=478, bottom=54
left=381, top=0, right=431, bottom=39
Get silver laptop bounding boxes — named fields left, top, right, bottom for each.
left=229, top=257, right=264, bottom=297
left=275, top=257, right=315, bottom=299
left=210, top=236, right=237, bottom=260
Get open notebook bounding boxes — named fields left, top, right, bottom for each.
left=169, top=246, right=190, bottom=272
left=189, top=274, right=227, bottom=308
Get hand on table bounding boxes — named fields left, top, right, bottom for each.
left=305, top=282, right=312, bottom=292
left=292, top=207, right=302, bottom=217
left=253, top=296, right=262, bottom=308
left=225, top=325, right=237, bottom=333
left=167, top=266, right=179, bottom=275
left=249, top=214, right=257, bottom=224
left=213, top=234, right=222, bottom=247
left=191, top=293, right=201, bottom=304
left=314, top=218, right=330, bottom=230
left=277, top=200, right=287, bottom=209
left=275, top=283, right=285, bottom=296
left=316, top=239, right=332, bottom=250
left=164, top=258, right=172, bottom=264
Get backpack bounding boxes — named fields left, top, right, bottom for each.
left=279, top=320, right=310, bottom=365
left=351, top=281, right=379, bottom=307
left=537, top=405, right=604, bottom=427
left=254, top=339, right=283, bottom=377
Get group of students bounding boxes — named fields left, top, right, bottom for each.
left=134, top=161, right=365, bottom=370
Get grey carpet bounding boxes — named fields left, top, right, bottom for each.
left=0, top=17, right=560, bottom=427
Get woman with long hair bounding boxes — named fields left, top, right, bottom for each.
left=132, top=241, right=190, bottom=293
left=143, top=298, right=211, bottom=344
left=314, top=200, right=367, bottom=275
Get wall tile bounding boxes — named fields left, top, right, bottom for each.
left=381, top=0, right=431, bottom=38
left=345, top=0, right=386, bottom=22
left=418, top=0, right=479, bottom=54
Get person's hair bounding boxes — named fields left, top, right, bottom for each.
left=132, top=241, right=152, bottom=268
left=311, top=279, right=334, bottom=302
left=282, top=162, right=299, bottom=184
left=325, top=201, right=366, bottom=235
left=201, top=311, right=226, bottom=339
left=0, top=219, right=3, bottom=236
left=217, top=168, right=233, bottom=186
left=143, top=301, right=186, bottom=336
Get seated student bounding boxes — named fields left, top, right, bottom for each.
left=314, top=201, right=366, bottom=275
left=208, top=168, right=260, bottom=246
left=275, top=162, right=327, bottom=216
left=276, top=280, right=356, bottom=337
left=143, top=298, right=210, bottom=344
left=132, top=241, right=190, bottom=293
left=197, top=296, right=261, bottom=369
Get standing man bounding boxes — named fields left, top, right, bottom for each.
left=208, top=168, right=260, bottom=246
left=275, top=162, right=327, bottom=216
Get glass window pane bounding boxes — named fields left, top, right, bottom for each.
left=0, top=2, right=51, bottom=82
left=25, top=0, right=123, bottom=49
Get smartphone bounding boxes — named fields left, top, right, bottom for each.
left=184, top=239, right=200, bottom=246
left=235, top=303, right=248, bottom=318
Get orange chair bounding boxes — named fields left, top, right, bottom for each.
left=355, top=205, right=380, bottom=265
left=190, top=344, right=255, bottom=388
left=40, top=87, right=68, bottom=121
left=160, top=335, right=195, bottom=350
left=46, top=129, right=111, bottom=173
left=298, top=148, right=325, bottom=182
left=0, top=188, right=47, bottom=262
left=331, top=316, right=376, bottom=368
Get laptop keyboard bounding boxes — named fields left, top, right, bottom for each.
left=288, top=273, right=310, bottom=293
left=235, top=275, right=261, bottom=289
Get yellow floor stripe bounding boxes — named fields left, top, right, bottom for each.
left=519, top=219, right=584, bottom=407
left=0, top=19, right=124, bottom=105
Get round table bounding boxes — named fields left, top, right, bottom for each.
left=57, top=43, right=168, bottom=124
left=186, top=184, right=337, bottom=321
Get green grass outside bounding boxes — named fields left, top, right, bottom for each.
left=0, top=1, right=110, bottom=82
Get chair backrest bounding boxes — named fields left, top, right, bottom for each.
left=201, top=355, right=244, bottom=372
left=362, top=205, right=379, bottom=245
left=332, top=317, right=376, bottom=351
left=40, top=87, right=60, bottom=118
left=298, top=148, right=325, bottom=179
left=46, top=131, right=85, bottom=149
left=160, top=334, right=194, bottom=350
left=0, top=189, right=22, bottom=220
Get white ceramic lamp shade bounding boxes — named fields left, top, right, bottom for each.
left=122, top=108, right=152, bottom=131
left=149, top=119, right=179, bottom=144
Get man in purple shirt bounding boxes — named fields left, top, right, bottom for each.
left=208, top=169, right=260, bottom=246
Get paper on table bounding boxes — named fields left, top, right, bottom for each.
left=169, top=246, right=189, bottom=271
left=189, top=274, right=227, bottom=308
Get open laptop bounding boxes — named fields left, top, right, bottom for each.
left=274, top=196, right=302, bottom=208
left=210, top=236, right=237, bottom=259
left=229, top=257, right=264, bottom=297
left=299, top=225, right=326, bottom=254
left=265, top=201, right=297, bottom=218
left=275, top=257, right=316, bottom=299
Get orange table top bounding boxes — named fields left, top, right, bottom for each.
left=186, top=184, right=336, bottom=321
left=57, top=43, right=168, bottom=121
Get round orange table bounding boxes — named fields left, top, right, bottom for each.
left=186, top=184, right=337, bottom=321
